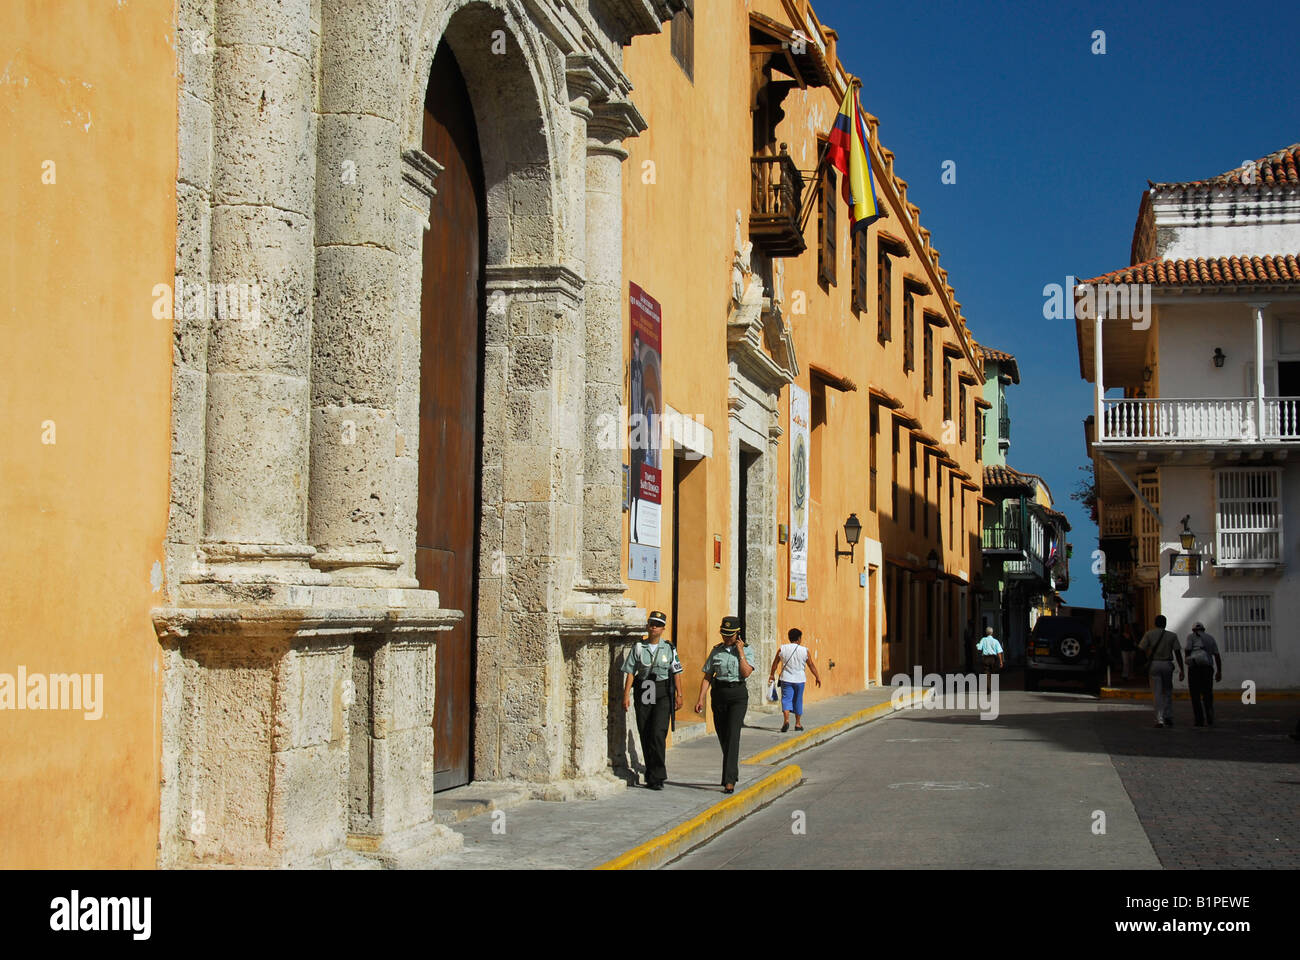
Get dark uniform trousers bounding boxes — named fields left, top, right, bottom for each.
left=1188, top=664, right=1215, bottom=725
left=711, top=681, right=748, bottom=785
left=634, top=678, right=672, bottom=786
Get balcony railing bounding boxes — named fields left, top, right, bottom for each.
left=1264, top=398, right=1300, bottom=440
left=1100, top=504, right=1132, bottom=538
left=749, top=150, right=807, bottom=257
left=981, top=524, right=1022, bottom=552
left=1098, top=397, right=1300, bottom=443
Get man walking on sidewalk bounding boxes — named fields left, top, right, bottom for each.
left=1138, top=615, right=1183, bottom=728
left=1184, top=622, right=1222, bottom=727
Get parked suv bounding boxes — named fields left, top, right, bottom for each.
left=1024, top=616, right=1104, bottom=694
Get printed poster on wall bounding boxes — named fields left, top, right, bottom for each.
left=788, top=384, right=809, bottom=601
left=628, top=282, right=663, bottom=582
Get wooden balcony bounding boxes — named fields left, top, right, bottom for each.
left=1098, top=397, right=1300, bottom=444
left=1100, top=503, right=1132, bottom=538
left=749, top=149, right=807, bottom=257
left=981, top=524, right=1023, bottom=554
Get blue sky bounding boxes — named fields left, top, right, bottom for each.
left=814, top=0, right=1300, bottom=606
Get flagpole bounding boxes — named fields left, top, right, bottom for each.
left=797, top=138, right=833, bottom=234
left=797, top=76, right=860, bottom=234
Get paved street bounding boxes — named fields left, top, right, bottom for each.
left=670, top=689, right=1300, bottom=869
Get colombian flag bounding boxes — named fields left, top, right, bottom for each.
left=826, top=85, right=882, bottom=233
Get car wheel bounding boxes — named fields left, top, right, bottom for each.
left=1058, top=636, right=1083, bottom=661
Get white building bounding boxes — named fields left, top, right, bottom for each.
left=1076, top=143, right=1300, bottom=689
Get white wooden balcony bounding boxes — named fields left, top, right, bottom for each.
left=1098, top=397, right=1300, bottom=443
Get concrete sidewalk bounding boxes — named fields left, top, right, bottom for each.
left=412, top=686, right=916, bottom=870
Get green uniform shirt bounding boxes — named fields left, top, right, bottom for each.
left=702, top=642, right=751, bottom=682
left=621, top=640, right=683, bottom=681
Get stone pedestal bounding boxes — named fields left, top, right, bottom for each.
left=154, top=589, right=458, bottom=869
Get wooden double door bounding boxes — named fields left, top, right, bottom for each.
left=418, top=44, right=484, bottom=792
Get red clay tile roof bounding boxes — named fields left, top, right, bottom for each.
left=983, top=465, right=1035, bottom=491
left=1080, top=254, right=1300, bottom=287
left=1150, top=143, right=1300, bottom=191
left=975, top=344, right=1020, bottom=384
left=1041, top=507, right=1072, bottom=532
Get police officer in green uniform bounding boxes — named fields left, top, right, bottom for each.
left=621, top=611, right=683, bottom=790
left=694, top=616, right=753, bottom=794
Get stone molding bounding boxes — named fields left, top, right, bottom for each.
left=400, top=147, right=445, bottom=199
left=484, top=263, right=585, bottom=311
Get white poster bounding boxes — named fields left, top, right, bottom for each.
left=789, top=385, right=809, bottom=601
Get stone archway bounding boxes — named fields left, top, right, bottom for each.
left=157, top=0, right=683, bottom=868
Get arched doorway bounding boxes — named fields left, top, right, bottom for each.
left=418, top=41, right=485, bottom=792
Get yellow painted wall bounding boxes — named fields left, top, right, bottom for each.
left=624, top=0, right=986, bottom=720
left=623, top=1, right=752, bottom=734
left=0, top=0, right=175, bottom=867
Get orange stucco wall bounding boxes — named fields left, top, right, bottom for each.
left=622, top=0, right=985, bottom=723
left=622, top=2, right=752, bottom=735
left=0, top=0, right=175, bottom=867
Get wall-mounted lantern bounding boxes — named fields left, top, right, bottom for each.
left=835, top=513, right=862, bottom=563
left=1179, top=515, right=1196, bottom=551
left=1213, top=347, right=1226, bottom=368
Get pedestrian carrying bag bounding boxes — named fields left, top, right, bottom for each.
left=1187, top=636, right=1212, bottom=668
left=769, top=645, right=794, bottom=701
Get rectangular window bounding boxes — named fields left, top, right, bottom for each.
left=960, top=487, right=967, bottom=557
left=908, top=439, right=916, bottom=531
left=1214, top=468, right=1283, bottom=566
left=869, top=404, right=879, bottom=512
left=1222, top=593, right=1272, bottom=653
left=903, top=292, right=915, bottom=372
left=891, top=423, right=900, bottom=521
left=959, top=384, right=967, bottom=442
left=811, top=379, right=827, bottom=503
left=923, top=323, right=933, bottom=396
left=943, top=355, right=952, bottom=422
left=877, top=251, right=892, bottom=344
left=819, top=166, right=837, bottom=287
left=922, top=453, right=930, bottom=537
left=949, top=476, right=955, bottom=545
left=670, top=5, right=694, bottom=81
left=976, top=408, right=984, bottom=462
left=851, top=231, right=868, bottom=314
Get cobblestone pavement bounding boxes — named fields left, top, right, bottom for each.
left=1094, top=698, right=1300, bottom=869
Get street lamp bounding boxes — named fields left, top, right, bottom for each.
left=835, top=513, right=862, bottom=563
left=1179, top=515, right=1196, bottom=551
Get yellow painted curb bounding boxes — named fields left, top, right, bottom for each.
left=595, top=763, right=802, bottom=870
left=1101, top=687, right=1300, bottom=701
left=742, top=688, right=929, bottom=766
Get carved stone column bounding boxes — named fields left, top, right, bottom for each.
left=308, top=0, right=407, bottom=586
left=201, top=0, right=319, bottom=582
left=579, top=97, right=646, bottom=596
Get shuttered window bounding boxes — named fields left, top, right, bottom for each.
left=903, top=292, right=914, bottom=372
left=851, top=230, right=868, bottom=313
left=1222, top=593, right=1272, bottom=653
left=959, top=383, right=967, bottom=441
left=942, top=355, right=952, bottom=421
left=1214, top=468, right=1283, bottom=566
left=818, top=166, right=837, bottom=286
left=877, top=251, right=891, bottom=343
left=671, top=5, right=694, bottom=81
left=923, top=323, right=933, bottom=396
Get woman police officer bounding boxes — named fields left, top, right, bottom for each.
left=620, top=611, right=682, bottom=790
left=694, top=616, right=753, bottom=793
